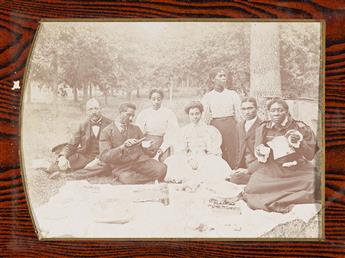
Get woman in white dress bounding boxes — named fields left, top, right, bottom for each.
left=165, top=101, right=232, bottom=184
left=136, top=89, right=179, bottom=160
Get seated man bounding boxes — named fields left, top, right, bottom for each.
left=227, top=97, right=262, bottom=185
left=97, top=102, right=167, bottom=184
left=46, top=98, right=112, bottom=177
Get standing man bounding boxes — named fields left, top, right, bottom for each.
left=97, top=102, right=167, bottom=184
left=227, top=97, right=262, bottom=184
left=202, top=67, right=241, bottom=169
left=46, top=98, right=112, bottom=176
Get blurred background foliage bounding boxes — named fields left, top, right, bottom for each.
left=27, top=22, right=320, bottom=104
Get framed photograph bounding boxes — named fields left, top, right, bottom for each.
left=1, top=1, right=344, bottom=257
left=21, top=20, right=324, bottom=239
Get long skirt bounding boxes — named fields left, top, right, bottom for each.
left=243, top=161, right=319, bottom=213
left=211, top=116, right=238, bottom=169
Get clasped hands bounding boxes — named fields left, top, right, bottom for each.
left=285, top=129, right=303, bottom=148
left=57, top=155, right=69, bottom=170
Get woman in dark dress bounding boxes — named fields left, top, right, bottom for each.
left=242, top=98, right=320, bottom=213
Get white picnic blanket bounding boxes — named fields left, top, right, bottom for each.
left=32, top=180, right=321, bottom=239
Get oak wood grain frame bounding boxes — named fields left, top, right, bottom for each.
left=0, top=1, right=342, bottom=257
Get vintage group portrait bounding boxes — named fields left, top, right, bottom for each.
left=21, top=20, right=324, bottom=239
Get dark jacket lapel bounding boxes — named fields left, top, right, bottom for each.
left=236, top=121, right=246, bottom=169
left=236, top=118, right=262, bottom=169
left=100, top=115, right=112, bottom=130
left=244, top=117, right=260, bottom=140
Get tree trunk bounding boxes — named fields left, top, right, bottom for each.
left=126, top=89, right=131, bottom=101
left=250, top=23, right=282, bottom=98
left=50, top=51, right=59, bottom=117
left=136, top=86, right=140, bottom=98
left=104, top=92, right=108, bottom=105
left=89, top=83, right=92, bottom=98
left=51, top=51, right=59, bottom=104
left=169, top=78, right=173, bottom=103
left=73, top=87, right=78, bottom=102
left=83, top=84, right=89, bottom=103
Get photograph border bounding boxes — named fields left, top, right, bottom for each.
left=20, top=18, right=326, bottom=241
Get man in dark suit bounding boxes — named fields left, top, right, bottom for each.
left=70, top=102, right=167, bottom=184
left=46, top=98, right=112, bottom=176
left=227, top=97, right=261, bottom=185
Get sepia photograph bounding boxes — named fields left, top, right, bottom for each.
left=21, top=20, right=323, bottom=239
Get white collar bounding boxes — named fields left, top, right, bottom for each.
left=150, top=107, right=162, bottom=112
left=115, top=121, right=127, bottom=130
left=191, top=121, right=206, bottom=128
left=212, top=88, right=226, bottom=94
left=245, top=116, right=257, bottom=125
left=245, top=116, right=257, bottom=132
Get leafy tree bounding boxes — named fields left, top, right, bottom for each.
left=29, top=23, right=117, bottom=103
left=279, top=23, right=320, bottom=98
left=28, top=22, right=319, bottom=105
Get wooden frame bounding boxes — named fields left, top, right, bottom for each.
left=0, top=1, right=343, bottom=256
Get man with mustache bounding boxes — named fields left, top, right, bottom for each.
left=46, top=98, right=112, bottom=177
left=97, top=102, right=167, bottom=184
left=69, top=102, right=167, bottom=184
left=227, top=97, right=262, bottom=185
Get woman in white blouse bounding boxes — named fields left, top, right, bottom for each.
left=164, top=101, right=232, bottom=184
left=202, top=67, right=241, bottom=169
left=136, top=89, right=179, bottom=160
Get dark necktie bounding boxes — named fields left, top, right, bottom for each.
left=119, top=123, right=127, bottom=136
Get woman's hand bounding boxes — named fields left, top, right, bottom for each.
left=233, top=168, right=249, bottom=175
left=84, top=158, right=100, bottom=169
left=141, top=140, right=153, bottom=148
left=255, top=144, right=270, bottom=163
left=57, top=156, right=69, bottom=171
left=285, top=129, right=303, bottom=148
left=123, top=138, right=138, bottom=148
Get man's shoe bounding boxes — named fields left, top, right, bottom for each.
left=45, top=161, right=60, bottom=174
left=48, top=171, right=61, bottom=179
left=48, top=171, right=73, bottom=180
